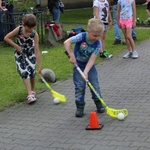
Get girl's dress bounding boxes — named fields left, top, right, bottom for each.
left=14, top=26, right=36, bottom=79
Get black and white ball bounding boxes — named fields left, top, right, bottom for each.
left=41, top=68, right=56, bottom=83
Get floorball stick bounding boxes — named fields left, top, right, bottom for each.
left=22, top=53, right=66, bottom=102
left=75, top=65, right=128, bottom=118
left=39, top=74, right=66, bottom=102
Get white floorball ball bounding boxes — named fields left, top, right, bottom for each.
left=117, top=113, right=125, bottom=120
left=53, top=98, right=60, bottom=104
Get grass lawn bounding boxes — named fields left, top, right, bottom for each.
left=0, top=6, right=150, bottom=110
left=60, top=5, right=149, bottom=24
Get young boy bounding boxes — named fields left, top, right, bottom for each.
left=64, top=18, right=105, bottom=117
left=4, top=14, right=42, bottom=104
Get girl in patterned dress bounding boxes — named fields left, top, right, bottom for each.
left=4, top=14, right=42, bottom=104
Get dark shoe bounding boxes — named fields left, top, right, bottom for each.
left=100, top=52, right=107, bottom=58
left=75, top=102, right=85, bottom=117
left=100, top=51, right=113, bottom=59
left=122, top=39, right=126, bottom=45
left=132, top=37, right=137, bottom=41
left=94, top=100, right=105, bottom=113
left=112, top=39, right=121, bottom=45
left=122, top=41, right=126, bottom=45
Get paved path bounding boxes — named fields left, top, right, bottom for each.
left=0, top=39, right=150, bottom=150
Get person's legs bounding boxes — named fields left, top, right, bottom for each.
left=88, top=65, right=105, bottom=113
left=122, top=18, right=135, bottom=51
left=6, top=4, right=16, bottom=32
left=120, top=19, right=137, bottom=58
left=126, top=28, right=135, bottom=51
left=16, top=52, right=36, bottom=103
left=122, top=27, right=138, bottom=59
left=52, top=6, right=60, bottom=22
left=100, top=28, right=112, bottom=58
left=146, top=9, right=150, bottom=19
left=122, top=28, right=132, bottom=58
left=23, top=78, right=36, bottom=103
left=112, top=5, right=121, bottom=44
left=29, top=67, right=36, bottom=94
left=23, top=78, right=32, bottom=95
left=145, top=9, right=150, bottom=22
left=73, top=66, right=86, bottom=117
left=100, top=31, right=106, bottom=53
left=132, top=28, right=137, bottom=40
left=9, top=14, right=16, bottom=31
left=126, top=28, right=138, bottom=59
left=30, top=77, right=36, bottom=92
left=0, top=12, right=4, bottom=42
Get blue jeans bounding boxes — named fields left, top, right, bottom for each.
left=52, top=6, right=60, bottom=21
left=112, top=5, right=136, bottom=41
left=132, top=28, right=136, bottom=38
left=73, top=64, right=102, bottom=103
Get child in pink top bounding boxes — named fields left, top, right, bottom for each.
left=117, top=0, right=138, bottom=59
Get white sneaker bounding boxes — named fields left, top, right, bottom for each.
left=123, top=52, right=132, bottom=59
left=107, top=54, right=113, bottom=59
left=132, top=51, right=138, bottom=59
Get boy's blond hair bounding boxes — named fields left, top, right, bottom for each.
left=87, top=18, right=104, bottom=34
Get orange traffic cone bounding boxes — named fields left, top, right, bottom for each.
left=86, top=112, right=104, bottom=130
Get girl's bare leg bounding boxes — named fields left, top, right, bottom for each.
left=23, top=78, right=32, bottom=95
left=126, top=28, right=135, bottom=51
left=30, top=77, right=36, bottom=92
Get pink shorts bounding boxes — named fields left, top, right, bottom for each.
left=119, top=19, right=133, bottom=28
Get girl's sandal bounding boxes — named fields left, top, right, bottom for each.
left=27, top=95, right=36, bottom=104
left=31, top=91, right=36, bottom=96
